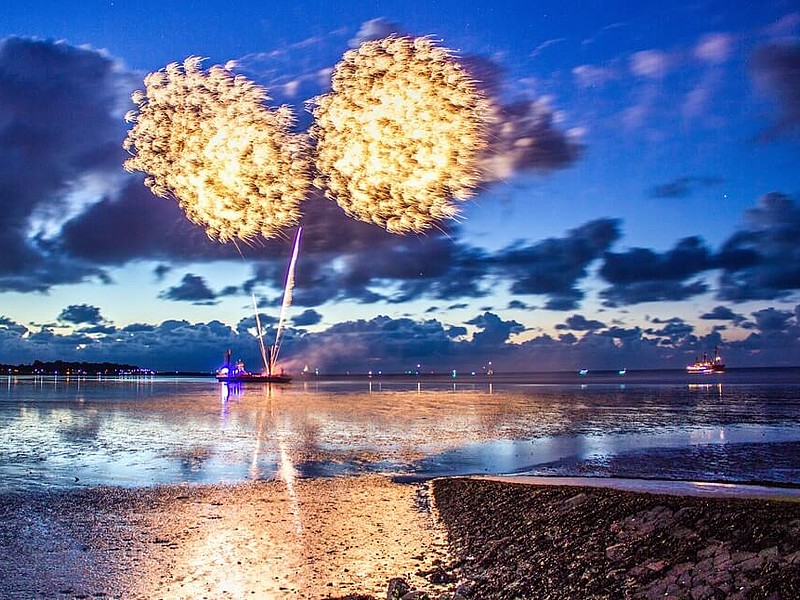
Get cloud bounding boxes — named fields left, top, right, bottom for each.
left=7, top=303, right=800, bottom=372
left=495, top=219, right=622, bottom=310
left=764, top=12, right=800, bottom=38
left=629, top=49, right=672, bottom=79
left=531, top=38, right=567, bottom=58
left=699, top=305, right=745, bottom=324
left=59, top=179, right=241, bottom=265
left=750, top=41, right=800, bottom=138
left=292, top=309, right=322, bottom=327
left=507, top=299, right=532, bottom=310
left=480, top=98, right=584, bottom=180
left=58, top=304, right=104, bottom=325
left=716, top=192, right=800, bottom=301
left=649, top=176, right=723, bottom=199
left=572, top=64, right=618, bottom=88
left=644, top=317, right=695, bottom=344
left=348, top=18, right=405, bottom=47
left=599, top=237, right=713, bottom=306
left=464, top=312, right=525, bottom=346
left=751, top=307, right=793, bottom=332
left=0, top=37, right=134, bottom=292
left=556, top=314, right=606, bottom=331
left=159, top=274, right=218, bottom=305
left=694, top=33, right=735, bottom=64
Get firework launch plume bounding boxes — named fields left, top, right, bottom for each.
left=309, top=36, right=491, bottom=234
left=123, top=57, right=310, bottom=243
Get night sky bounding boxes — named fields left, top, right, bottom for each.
left=0, top=1, right=799, bottom=373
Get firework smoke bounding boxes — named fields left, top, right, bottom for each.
left=123, top=57, right=310, bottom=243
left=309, top=36, right=490, bottom=234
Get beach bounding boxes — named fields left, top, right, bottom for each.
left=3, top=476, right=800, bottom=599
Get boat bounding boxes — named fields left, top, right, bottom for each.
left=216, top=227, right=302, bottom=385
left=578, top=368, right=589, bottom=376
left=216, top=349, right=292, bottom=383
left=686, top=347, right=725, bottom=374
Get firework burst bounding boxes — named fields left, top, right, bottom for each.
left=123, top=57, right=310, bottom=243
left=309, top=36, right=490, bottom=234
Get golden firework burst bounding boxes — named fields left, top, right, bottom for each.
left=123, top=57, right=310, bottom=243
left=309, top=36, right=490, bottom=234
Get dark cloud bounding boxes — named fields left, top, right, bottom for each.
left=716, top=193, right=800, bottom=301
left=699, top=305, right=745, bottom=324
left=750, top=41, right=800, bottom=139
left=58, top=304, right=104, bottom=325
left=644, top=317, right=696, bottom=345
left=292, top=309, right=322, bottom=327
left=0, top=37, right=134, bottom=292
left=599, top=236, right=713, bottom=306
left=556, top=314, right=606, bottom=331
left=507, top=299, right=532, bottom=310
left=495, top=219, right=621, bottom=310
left=465, top=312, right=525, bottom=346
left=601, top=280, right=708, bottom=307
left=59, top=179, right=241, bottom=265
left=751, top=307, right=793, bottom=332
left=480, top=100, right=584, bottom=180
left=159, top=274, right=218, bottom=305
left=649, top=176, right=723, bottom=199
left=6, top=304, right=800, bottom=372
left=80, top=324, right=117, bottom=335
left=153, top=264, right=171, bottom=281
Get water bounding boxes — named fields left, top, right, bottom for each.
left=2, top=369, right=800, bottom=493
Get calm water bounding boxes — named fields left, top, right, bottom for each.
left=2, top=369, right=800, bottom=492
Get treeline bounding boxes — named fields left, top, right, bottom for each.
left=1, top=360, right=152, bottom=375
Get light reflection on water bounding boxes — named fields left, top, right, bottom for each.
left=2, top=373, right=800, bottom=492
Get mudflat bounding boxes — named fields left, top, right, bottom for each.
left=3, top=476, right=800, bottom=599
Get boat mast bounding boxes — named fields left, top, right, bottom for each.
left=268, top=226, right=303, bottom=376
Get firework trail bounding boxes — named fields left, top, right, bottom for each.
left=309, top=36, right=491, bottom=234
left=123, top=57, right=310, bottom=243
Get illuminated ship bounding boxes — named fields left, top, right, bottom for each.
left=686, top=348, right=725, bottom=374
left=216, top=349, right=291, bottom=384
left=216, top=227, right=302, bottom=385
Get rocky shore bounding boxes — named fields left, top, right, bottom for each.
left=429, top=477, right=800, bottom=599
left=2, top=476, right=800, bottom=599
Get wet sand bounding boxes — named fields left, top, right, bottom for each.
left=3, top=476, right=800, bottom=599
left=0, top=476, right=449, bottom=599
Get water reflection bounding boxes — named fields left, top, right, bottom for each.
left=1, top=375, right=800, bottom=491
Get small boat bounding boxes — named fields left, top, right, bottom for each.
left=618, top=368, right=627, bottom=376
left=216, top=350, right=292, bottom=384
left=686, top=348, right=725, bottom=374
left=578, top=368, right=589, bottom=376
left=216, top=227, right=302, bottom=385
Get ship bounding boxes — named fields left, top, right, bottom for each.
left=216, top=227, right=302, bottom=385
left=686, top=347, right=725, bottom=374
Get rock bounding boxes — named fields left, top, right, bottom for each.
left=387, top=577, right=411, bottom=600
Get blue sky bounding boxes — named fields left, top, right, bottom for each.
left=0, top=1, right=799, bottom=373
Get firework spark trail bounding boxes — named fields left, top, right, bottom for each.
left=309, top=36, right=491, bottom=234
left=123, top=57, right=310, bottom=243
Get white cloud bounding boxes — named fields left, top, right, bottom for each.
left=694, top=33, right=735, bottom=64
left=572, top=64, right=617, bottom=88
left=630, top=50, right=672, bottom=79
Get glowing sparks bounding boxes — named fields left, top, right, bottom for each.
left=309, top=36, right=490, bottom=234
left=123, top=57, right=310, bottom=243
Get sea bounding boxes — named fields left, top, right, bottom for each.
left=2, top=367, right=800, bottom=494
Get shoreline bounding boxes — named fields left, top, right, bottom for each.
left=2, top=475, right=800, bottom=598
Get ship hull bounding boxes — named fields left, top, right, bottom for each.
left=216, top=374, right=292, bottom=384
